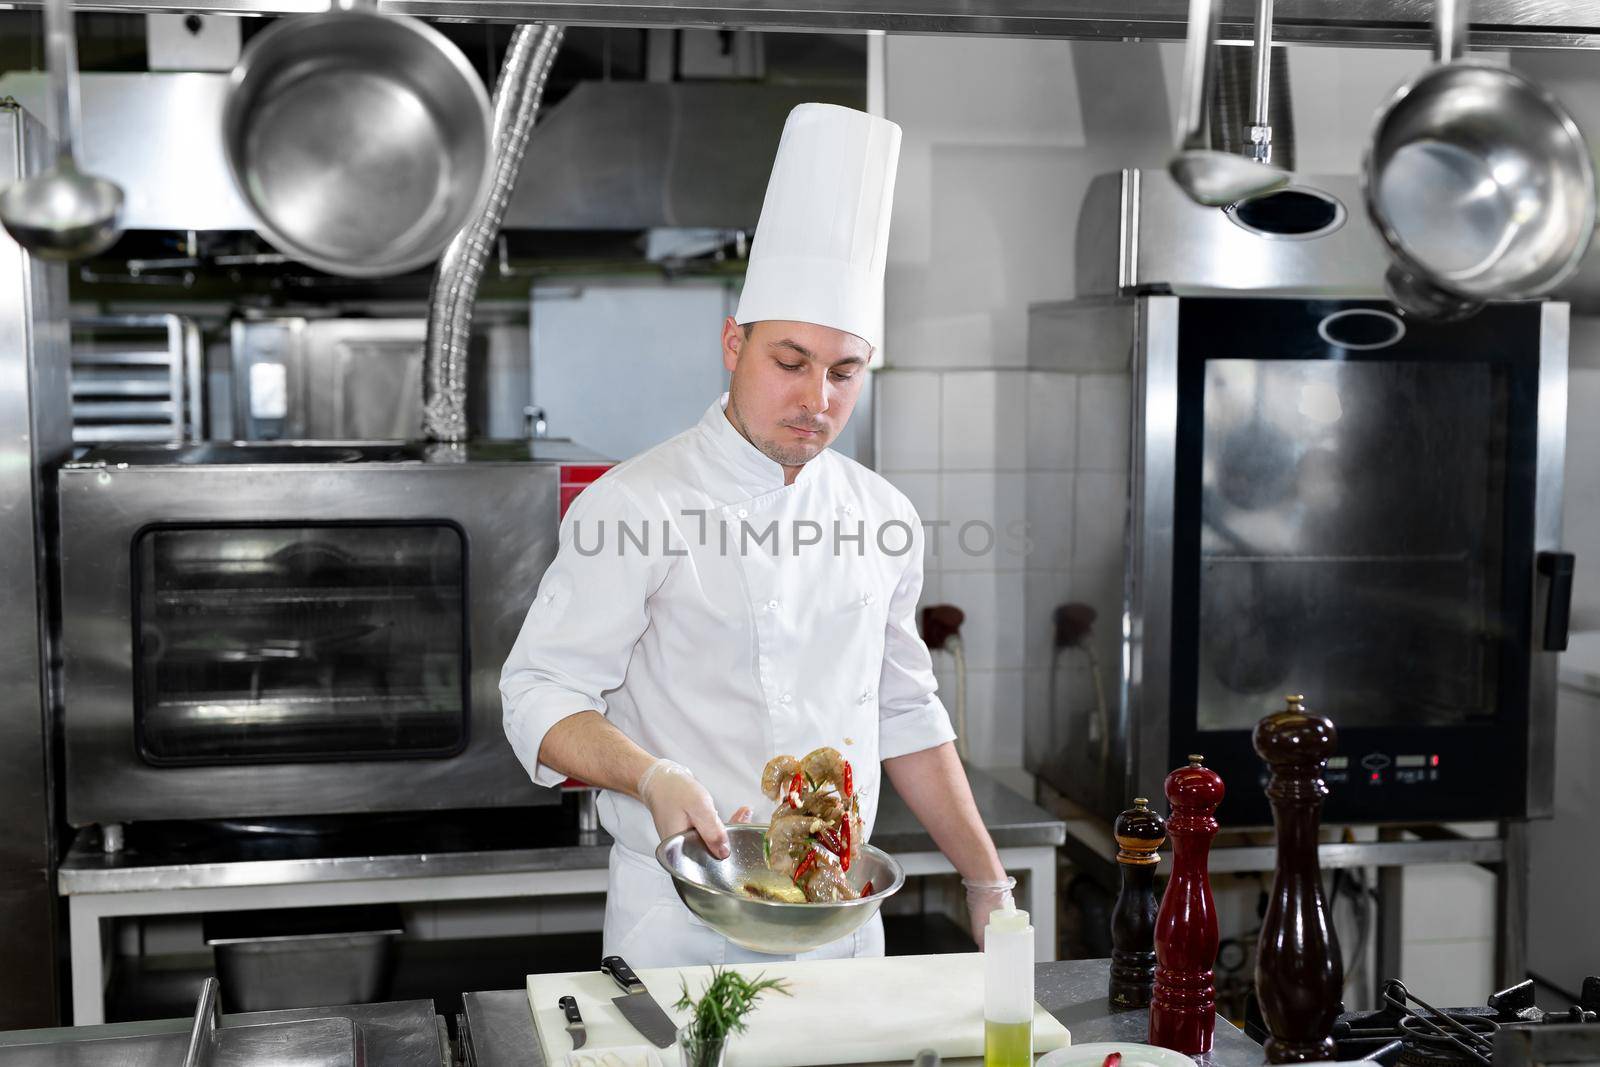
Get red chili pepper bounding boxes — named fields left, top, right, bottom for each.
left=1102, top=1053, right=1122, bottom=1067
left=861, top=880, right=874, bottom=896
left=815, top=828, right=842, bottom=855
left=785, top=771, right=804, bottom=809
left=838, top=815, right=852, bottom=873
left=793, top=848, right=819, bottom=884
left=841, top=760, right=853, bottom=799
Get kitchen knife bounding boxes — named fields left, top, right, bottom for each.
left=559, top=995, right=587, bottom=1050
left=600, top=955, right=678, bottom=1048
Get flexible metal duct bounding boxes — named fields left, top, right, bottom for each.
left=423, top=23, right=563, bottom=444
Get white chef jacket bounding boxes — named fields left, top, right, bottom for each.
left=501, top=394, right=955, bottom=965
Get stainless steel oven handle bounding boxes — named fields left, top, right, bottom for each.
left=1537, top=551, right=1575, bottom=653
left=183, top=977, right=222, bottom=1066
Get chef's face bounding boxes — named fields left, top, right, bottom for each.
left=721, top=317, right=870, bottom=472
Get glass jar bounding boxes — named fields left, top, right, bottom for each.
left=676, top=1024, right=727, bottom=1067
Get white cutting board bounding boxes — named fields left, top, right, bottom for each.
left=527, top=953, right=1070, bottom=1066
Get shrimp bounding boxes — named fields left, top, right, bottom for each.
left=800, top=746, right=850, bottom=797
left=760, top=754, right=802, bottom=802
left=798, top=851, right=858, bottom=903
left=764, top=810, right=826, bottom=879
left=798, top=791, right=843, bottom=824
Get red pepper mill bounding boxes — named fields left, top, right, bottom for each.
left=1109, top=798, right=1166, bottom=1011
left=1149, top=754, right=1224, bottom=1055
left=1254, top=695, right=1343, bottom=1063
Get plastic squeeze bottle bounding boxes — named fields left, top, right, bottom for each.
left=984, top=907, right=1034, bottom=1067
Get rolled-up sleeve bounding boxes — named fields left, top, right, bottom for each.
left=877, top=508, right=957, bottom=760
left=501, top=479, right=668, bottom=787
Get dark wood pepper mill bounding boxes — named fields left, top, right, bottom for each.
left=1254, top=695, right=1343, bottom=1063
left=1110, top=797, right=1167, bottom=1011
left=1149, top=754, right=1224, bottom=1055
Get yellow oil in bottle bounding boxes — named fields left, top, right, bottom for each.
left=984, top=1019, right=1032, bottom=1067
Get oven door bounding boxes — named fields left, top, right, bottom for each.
left=59, top=459, right=561, bottom=826
left=1137, top=297, right=1566, bottom=826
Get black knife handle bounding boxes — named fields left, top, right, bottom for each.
left=559, top=995, right=582, bottom=1025
left=601, top=955, right=645, bottom=994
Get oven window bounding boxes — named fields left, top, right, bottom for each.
left=133, top=523, right=469, bottom=764
left=1195, top=358, right=1511, bottom=732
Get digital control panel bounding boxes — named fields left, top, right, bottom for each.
left=1320, top=753, right=1443, bottom=788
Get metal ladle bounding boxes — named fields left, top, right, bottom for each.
left=0, top=0, right=124, bottom=259
left=1168, top=0, right=1289, bottom=206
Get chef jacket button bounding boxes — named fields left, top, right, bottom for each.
left=780, top=693, right=793, bottom=705
left=859, top=689, right=875, bottom=704
left=861, top=592, right=875, bottom=606
left=766, top=599, right=780, bottom=611
left=737, top=507, right=749, bottom=519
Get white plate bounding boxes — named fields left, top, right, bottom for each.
left=1037, top=1041, right=1198, bottom=1067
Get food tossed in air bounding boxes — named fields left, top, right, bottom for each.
left=757, top=747, right=864, bottom=903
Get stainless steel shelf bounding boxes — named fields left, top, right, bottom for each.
left=2, top=0, right=1597, bottom=48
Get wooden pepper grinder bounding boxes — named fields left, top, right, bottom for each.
left=1254, top=695, right=1343, bottom=1063
left=1149, top=754, right=1225, bottom=1055
left=1109, top=798, right=1167, bottom=1011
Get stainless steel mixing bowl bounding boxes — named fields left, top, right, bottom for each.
left=656, top=824, right=904, bottom=955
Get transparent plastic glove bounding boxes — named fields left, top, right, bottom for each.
left=637, top=758, right=731, bottom=859
left=962, top=874, right=1017, bottom=949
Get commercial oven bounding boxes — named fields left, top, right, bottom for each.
left=57, top=440, right=609, bottom=830
left=1025, top=172, right=1571, bottom=827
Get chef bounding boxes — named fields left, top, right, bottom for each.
left=501, top=102, right=1016, bottom=967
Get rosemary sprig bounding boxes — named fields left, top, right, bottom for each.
left=675, top=967, right=790, bottom=1066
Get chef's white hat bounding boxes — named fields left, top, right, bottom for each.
left=734, top=103, right=902, bottom=351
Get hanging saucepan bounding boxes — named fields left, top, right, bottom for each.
left=1363, top=0, right=1596, bottom=320
left=221, top=0, right=493, bottom=278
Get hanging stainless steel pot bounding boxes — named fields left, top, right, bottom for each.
left=1363, top=0, right=1596, bottom=319
left=221, top=0, right=493, bottom=279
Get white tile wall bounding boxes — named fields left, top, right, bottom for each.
left=1401, top=941, right=1496, bottom=1011
left=1027, top=371, right=1078, bottom=471
left=1398, top=864, right=1497, bottom=1005
left=953, top=668, right=1027, bottom=767
left=1076, top=374, right=1131, bottom=471
left=1072, top=471, right=1126, bottom=572
left=876, top=370, right=943, bottom=473
left=1026, top=472, right=1074, bottom=572
left=938, top=471, right=1027, bottom=572
left=885, top=471, right=940, bottom=523
left=940, top=371, right=1000, bottom=469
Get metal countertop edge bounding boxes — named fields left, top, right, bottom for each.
left=58, top=824, right=1067, bottom=895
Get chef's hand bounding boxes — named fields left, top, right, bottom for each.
left=636, top=758, right=735, bottom=859
left=962, top=875, right=1017, bottom=949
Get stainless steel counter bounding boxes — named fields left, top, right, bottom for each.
left=58, top=766, right=1065, bottom=895
left=459, top=958, right=1264, bottom=1067
left=58, top=768, right=1066, bottom=1025
left=0, top=997, right=447, bottom=1065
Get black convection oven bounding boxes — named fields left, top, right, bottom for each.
left=57, top=440, right=608, bottom=830
left=1025, top=171, right=1571, bottom=827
